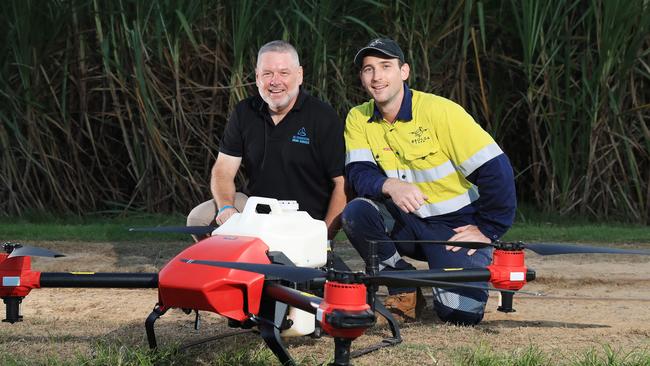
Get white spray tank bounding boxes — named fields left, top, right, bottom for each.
left=212, top=196, right=327, bottom=337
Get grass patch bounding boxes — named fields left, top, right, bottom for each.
left=0, top=213, right=188, bottom=242
left=504, top=223, right=650, bottom=244
left=202, top=345, right=280, bottom=366
left=574, top=346, right=650, bottom=366
left=77, top=343, right=181, bottom=366
left=3, top=342, right=648, bottom=366
left=0, top=343, right=181, bottom=366
left=453, top=344, right=549, bottom=365
left=502, top=204, right=650, bottom=244
left=1, top=209, right=648, bottom=244
left=453, top=345, right=650, bottom=366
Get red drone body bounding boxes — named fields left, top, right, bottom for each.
left=0, top=253, right=40, bottom=299
left=157, top=235, right=270, bottom=321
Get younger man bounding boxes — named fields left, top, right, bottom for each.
left=342, top=38, right=516, bottom=325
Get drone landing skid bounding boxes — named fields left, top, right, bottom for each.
left=256, top=296, right=367, bottom=366
left=254, top=288, right=403, bottom=366
left=349, top=300, right=403, bottom=359
left=258, top=298, right=293, bottom=366
left=145, top=304, right=168, bottom=349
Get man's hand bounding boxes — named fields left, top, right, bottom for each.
left=382, top=178, right=428, bottom=213
left=215, top=207, right=238, bottom=225
left=446, top=225, right=491, bottom=256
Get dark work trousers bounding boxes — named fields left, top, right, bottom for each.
left=341, top=197, right=492, bottom=325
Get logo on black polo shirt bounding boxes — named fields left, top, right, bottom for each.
left=291, top=127, right=310, bottom=145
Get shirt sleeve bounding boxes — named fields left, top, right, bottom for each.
left=345, top=162, right=387, bottom=199
left=344, top=108, right=387, bottom=198
left=219, top=106, right=244, bottom=157
left=431, top=99, right=516, bottom=239
left=466, top=154, right=517, bottom=240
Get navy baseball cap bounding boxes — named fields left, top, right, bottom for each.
left=354, top=38, right=405, bottom=68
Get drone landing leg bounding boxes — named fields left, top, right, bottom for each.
left=145, top=304, right=168, bottom=349
left=330, top=337, right=352, bottom=366
left=349, top=241, right=402, bottom=359
left=348, top=301, right=402, bottom=359
left=497, top=291, right=516, bottom=313
left=2, top=297, right=23, bottom=323
left=374, top=301, right=401, bottom=340
left=259, top=299, right=294, bottom=366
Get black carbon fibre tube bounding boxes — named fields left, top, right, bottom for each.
left=380, top=268, right=492, bottom=282
left=40, top=273, right=158, bottom=288
left=309, top=268, right=535, bottom=291
left=264, top=282, right=322, bottom=315
left=526, top=269, right=536, bottom=281
left=369, top=268, right=536, bottom=283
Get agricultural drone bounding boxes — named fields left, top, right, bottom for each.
left=2, top=197, right=649, bottom=366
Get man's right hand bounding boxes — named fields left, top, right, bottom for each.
left=382, top=178, right=428, bottom=213
left=215, top=207, right=238, bottom=225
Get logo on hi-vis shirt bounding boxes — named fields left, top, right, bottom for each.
left=292, top=127, right=310, bottom=145
left=409, top=126, right=430, bottom=144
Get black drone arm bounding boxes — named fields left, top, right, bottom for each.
left=39, top=273, right=158, bottom=288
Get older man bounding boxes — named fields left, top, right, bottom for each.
left=188, top=40, right=346, bottom=239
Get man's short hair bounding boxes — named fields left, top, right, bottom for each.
left=257, top=40, right=300, bottom=68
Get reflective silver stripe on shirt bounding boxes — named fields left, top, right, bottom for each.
left=384, top=160, right=456, bottom=183
left=346, top=149, right=376, bottom=165
left=457, top=143, right=504, bottom=176
left=433, top=287, right=487, bottom=314
left=414, top=190, right=476, bottom=218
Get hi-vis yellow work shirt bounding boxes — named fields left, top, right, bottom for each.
left=345, top=89, right=504, bottom=218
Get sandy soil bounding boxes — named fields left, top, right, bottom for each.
left=1, top=240, right=649, bottom=365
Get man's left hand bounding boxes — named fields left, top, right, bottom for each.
left=445, top=225, right=491, bottom=256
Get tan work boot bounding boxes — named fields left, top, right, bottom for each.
left=379, top=288, right=426, bottom=324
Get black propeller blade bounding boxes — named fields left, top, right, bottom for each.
left=370, top=240, right=650, bottom=256
left=5, top=244, right=65, bottom=258
left=129, top=226, right=216, bottom=236
left=524, top=242, right=650, bottom=256
left=180, top=259, right=326, bottom=283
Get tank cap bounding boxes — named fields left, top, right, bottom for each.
left=278, top=200, right=299, bottom=211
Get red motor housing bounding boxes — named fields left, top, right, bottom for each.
left=487, top=249, right=527, bottom=291
left=317, top=281, right=373, bottom=339
left=157, top=235, right=270, bottom=321
left=0, top=253, right=40, bottom=298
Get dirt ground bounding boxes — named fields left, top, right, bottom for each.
left=1, top=240, right=650, bottom=365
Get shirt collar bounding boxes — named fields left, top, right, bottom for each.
left=367, top=83, right=413, bottom=123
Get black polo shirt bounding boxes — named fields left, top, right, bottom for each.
left=219, top=89, right=345, bottom=220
